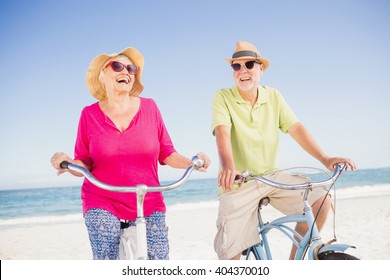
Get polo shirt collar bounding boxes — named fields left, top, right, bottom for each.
left=232, top=86, right=270, bottom=106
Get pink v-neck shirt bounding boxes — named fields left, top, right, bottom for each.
left=74, top=98, right=177, bottom=220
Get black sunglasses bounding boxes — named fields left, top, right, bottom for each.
left=107, top=61, right=138, bottom=75
left=231, top=61, right=261, bottom=72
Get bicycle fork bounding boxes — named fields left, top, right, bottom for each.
left=299, top=195, right=321, bottom=260
left=302, top=190, right=355, bottom=260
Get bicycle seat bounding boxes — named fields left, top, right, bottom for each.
left=259, top=197, right=270, bottom=208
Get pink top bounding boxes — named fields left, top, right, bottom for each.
left=74, top=98, right=176, bottom=220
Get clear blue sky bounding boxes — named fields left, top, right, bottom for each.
left=0, top=0, right=389, bottom=189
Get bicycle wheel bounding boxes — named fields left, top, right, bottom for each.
left=318, top=251, right=359, bottom=260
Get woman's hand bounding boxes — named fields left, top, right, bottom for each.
left=163, top=152, right=211, bottom=171
left=194, top=152, right=211, bottom=172
left=50, top=152, right=88, bottom=177
left=50, top=152, right=73, bottom=175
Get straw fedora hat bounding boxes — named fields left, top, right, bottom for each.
left=86, top=47, right=144, bottom=100
left=226, top=41, right=269, bottom=70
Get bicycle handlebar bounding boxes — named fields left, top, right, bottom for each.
left=235, top=164, right=346, bottom=190
left=60, top=156, right=205, bottom=193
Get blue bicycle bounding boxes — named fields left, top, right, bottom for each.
left=236, top=164, right=359, bottom=260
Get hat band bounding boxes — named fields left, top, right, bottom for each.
left=232, top=50, right=259, bottom=59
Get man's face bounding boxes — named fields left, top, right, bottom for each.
left=231, top=60, right=263, bottom=93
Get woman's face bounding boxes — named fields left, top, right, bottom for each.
left=101, top=56, right=136, bottom=96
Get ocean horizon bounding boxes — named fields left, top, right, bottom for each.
left=1, top=167, right=389, bottom=228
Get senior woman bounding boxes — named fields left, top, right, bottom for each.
left=50, top=47, right=210, bottom=260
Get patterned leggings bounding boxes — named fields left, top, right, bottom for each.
left=84, top=208, right=169, bottom=260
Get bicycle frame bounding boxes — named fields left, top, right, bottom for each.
left=60, top=156, right=204, bottom=260
left=240, top=164, right=356, bottom=260
left=250, top=197, right=324, bottom=260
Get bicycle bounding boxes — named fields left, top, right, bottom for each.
left=235, top=164, right=359, bottom=260
left=60, top=155, right=205, bottom=260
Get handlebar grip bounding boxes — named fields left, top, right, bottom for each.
left=234, top=170, right=252, bottom=183
left=234, top=175, right=242, bottom=184
left=234, top=170, right=252, bottom=184
left=191, top=155, right=204, bottom=169
left=336, top=163, right=346, bottom=171
left=60, top=161, right=70, bottom=169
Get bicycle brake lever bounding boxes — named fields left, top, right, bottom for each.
left=191, top=155, right=205, bottom=170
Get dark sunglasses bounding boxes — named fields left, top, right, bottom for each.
left=231, top=61, right=261, bottom=72
left=107, top=61, right=138, bottom=75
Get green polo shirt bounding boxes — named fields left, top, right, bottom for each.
left=212, top=85, right=298, bottom=192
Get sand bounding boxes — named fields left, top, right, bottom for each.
left=1, top=195, right=389, bottom=260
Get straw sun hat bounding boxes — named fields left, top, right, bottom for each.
left=226, top=41, right=270, bottom=70
left=86, top=47, right=144, bottom=100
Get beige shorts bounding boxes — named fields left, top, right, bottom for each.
left=213, top=171, right=329, bottom=260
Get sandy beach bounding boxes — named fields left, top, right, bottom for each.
left=0, top=194, right=389, bottom=260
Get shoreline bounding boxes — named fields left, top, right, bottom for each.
left=2, top=183, right=390, bottom=225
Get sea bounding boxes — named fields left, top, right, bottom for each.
left=1, top=167, right=389, bottom=229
